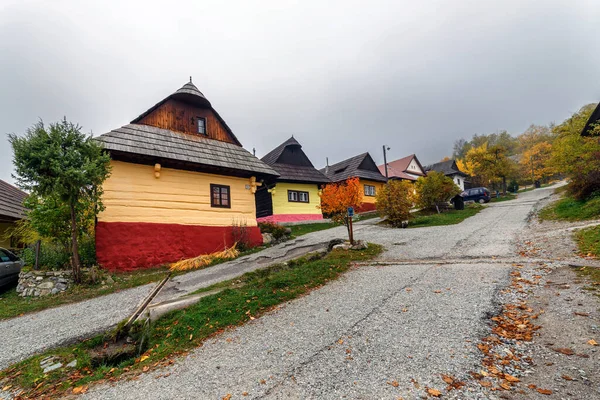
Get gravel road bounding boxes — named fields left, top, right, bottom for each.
left=79, top=186, right=560, bottom=399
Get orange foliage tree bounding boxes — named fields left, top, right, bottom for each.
left=319, top=177, right=363, bottom=227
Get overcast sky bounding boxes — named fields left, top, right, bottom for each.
left=1, top=0, right=599, bottom=185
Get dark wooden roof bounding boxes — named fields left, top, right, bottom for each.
left=131, top=80, right=243, bottom=146
left=261, top=137, right=330, bottom=183
left=424, top=160, right=468, bottom=177
left=581, top=102, right=600, bottom=136
left=97, top=124, right=279, bottom=178
left=320, top=152, right=387, bottom=183
left=0, top=179, right=27, bottom=222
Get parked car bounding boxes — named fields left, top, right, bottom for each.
left=0, top=248, right=23, bottom=287
left=460, top=187, right=491, bottom=204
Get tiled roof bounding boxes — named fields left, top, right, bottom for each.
left=0, top=179, right=27, bottom=221
left=97, top=124, right=279, bottom=177
left=320, top=153, right=387, bottom=183
left=378, top=154, right=426, bottom=181
left=261, top=137, right=329, bottom=183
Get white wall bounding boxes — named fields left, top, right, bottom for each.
left=453, top=175, right=465, bottom=191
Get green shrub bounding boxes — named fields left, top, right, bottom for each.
left=507, top=179, right=519, bottom=193
left=376, top=181, right=414, bottom=227
left=20, top=235, right=96, bottom=270
left=258, top=222, right=288, bottom=240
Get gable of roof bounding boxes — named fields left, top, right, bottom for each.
left=97, top=124, right=278, bottom=178
left=378, top=154, right=426, bottom=181
left=261, top=137, right=329, bottom=183
left=424, top=159, right=468, bottom=177
left=320, top=153, right=387, bottom=183
left=0, top=179, right=27, bottom=221
left=581, top=102, right=600, bottom=136
left=131, top=80, right=243, bottom=146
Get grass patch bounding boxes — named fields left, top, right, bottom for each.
left=489, top=193, right=517, bottom=203
left=289, top=222, right=338, bottom=237
left=575, top=225, right=600, bottom=258
left=0, top=267, right=169, bottom=321
left=575, top=265, right=600, bottom=295
left=407, top=204, right=483, bottom=229
left=1, top=245, right=383, bottom=398
left=539, top=194, right=600, bottom=221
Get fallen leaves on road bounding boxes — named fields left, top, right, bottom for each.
left=552, top=347, right=574, bottom=356
left=536, top=388, right=552, bottom=395
left=587, top=339, right=598, bottom=346
left=72, top=386, right=88, bottom=394
left=387, top=380, right=399, bottom=387
left=426, top=387, right=442, bottom=397
left=574, top=312, right=590, bottom=317
left=561, top=375, right=573, bottom=381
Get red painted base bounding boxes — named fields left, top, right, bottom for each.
left=356, top=202, right=377, bottom=213
left=96, top=222, right=263, bottom=271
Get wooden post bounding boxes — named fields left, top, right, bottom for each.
left=348, top=215, right=354, bottom=245
left=34, top=240, right=41, bottom=270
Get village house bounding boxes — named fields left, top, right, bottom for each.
left=320, top=153, right=387, bottom=212
left=0, top=179, right=27, bottom=249
left=95, top=80, right=279, bottom=271
left=424, top=159, right=470, bottom=191
left=378, top=154, right=427, bottom=182
left=256, top=137, right=329, bottom=223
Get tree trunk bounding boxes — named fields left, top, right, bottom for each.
left=70, top=200, right=82, bottom=283
left=502, top=176, right=507, bottom=195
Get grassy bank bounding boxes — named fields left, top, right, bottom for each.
left=489, top=193, right=517, bottom=203
left=576, top=225, right=600, bottom=258
left=408, top=204, right=483, bottom=229
left=0, top=267, right=169, bottom=321
left=1, top=245, right=382, bottom=399
left=539, top=194, right=600, bottom=221
left=289, top=222, right=337, bottom=237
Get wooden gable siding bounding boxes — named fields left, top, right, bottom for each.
left=138, top=98, right=237, bottom=144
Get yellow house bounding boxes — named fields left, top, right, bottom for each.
left=96, top=79, right=278, bottom=271
left=320, top=152, right=387, bottom=212
left=256, top=137, right=329, bottom=223
left=0, top=179, right=28, bottom=248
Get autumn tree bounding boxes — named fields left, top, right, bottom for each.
left=9, top=119, right=111, bottom=282
left=465, top=143, right=517, bottom=193
left=520, top=142, right=555, bottom=183
left=414, top=171, right=461, bottom=212
left=376, top=180, right=414, bottom=227
left=550, top=104, right=600, bottom=199
left=319, top=177, right=363, bottom=238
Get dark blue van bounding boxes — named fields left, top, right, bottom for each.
left=460, top=187, right=491, bottom=204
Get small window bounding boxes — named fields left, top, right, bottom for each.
left=364, top=185, right=376, bottom=196
left=288, top=190, right=309, bottom=203
left=197, top=117, right=206, bottom=135
left=210, top=184, right=230, bottom=208
left=457, top=178, right=461, bottom=185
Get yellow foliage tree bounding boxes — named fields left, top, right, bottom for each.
left=520, top=142, right=555, bottom=182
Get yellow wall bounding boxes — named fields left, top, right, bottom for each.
left=271, top=182, right=321, bottom=215
left=99, top=160, right=258, bottom=227
left=361, top=179, right=385, bottom=204
left=0, top=222, right=12, bottom=248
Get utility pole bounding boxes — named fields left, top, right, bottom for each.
left=382, top=145, right=390, bottom=178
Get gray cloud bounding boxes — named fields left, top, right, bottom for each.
left=1, top=0, right=599, bottom=185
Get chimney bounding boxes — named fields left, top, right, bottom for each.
left=325, top=157, right=329, bottom=174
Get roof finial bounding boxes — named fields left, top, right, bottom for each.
left=190, top=76, right=193, bottom=83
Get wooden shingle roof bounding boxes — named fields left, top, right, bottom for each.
left=0, top=179, right=27, bottom=221
left=378, top=154, right=426, bottom=181
left=261, top=137, right=330, bottom=184
left=97, top=124, right=279, bottom=178
left=424, top=160, right=468, bottom=177
left=320, top=153, right=387, bottom=183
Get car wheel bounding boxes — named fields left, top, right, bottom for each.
left=478, top=198, right=485, bottom=204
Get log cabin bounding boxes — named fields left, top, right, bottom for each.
left=95, top=80, right=278, bottom=271
left=0, top=179, right=27, bottom=249
left=256, top=137, right=329, bottom=223
left=320, top=153, right=387, bottom=212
